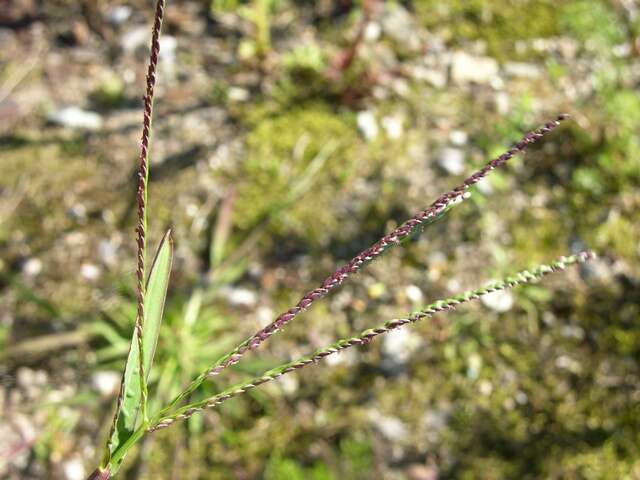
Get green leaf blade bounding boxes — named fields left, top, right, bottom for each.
left=105, top=230, right=173, bottom=470
left=142, top=229, right=174, bottom=382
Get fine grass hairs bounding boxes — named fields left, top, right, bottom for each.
left=88, top=1, right=595, bottom=478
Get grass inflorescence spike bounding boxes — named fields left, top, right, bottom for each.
left=149, top=250, right=594, bottom=431
left=156, top=114, right=569, bottom=418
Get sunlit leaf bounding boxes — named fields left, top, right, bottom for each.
left=106, top=230, right=173, bottom=467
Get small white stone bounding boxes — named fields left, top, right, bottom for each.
left=357, top=110, right=379, bottom=141
left=382, top=328, right=420, bottom=364
left=364, top=21, right=381, bottom=42
left=380, top=4, right=420, bottom=51
left=23, top=258, right=42, bottom=277
left=65, top=231, right=87, bottom=246
left=81, top=263, right=101, bottom=281
left=221, top=286, right=257, bottom=307
left=391, top=78, right=410, bottom=97
left=476, top=179, right=493, bottom=195
left=159, top=36, right=177, bottom=62
left=92, top=371, right=121, bottom=396
left=561, top=325, right=585, bottom=340
left=68, top=204, right=87, bottom=220
left=185, top=202, right=199, bottom=217
left=451, top=52, right=499, bottom=85
left=503, top=397, right=516, bottom=410
left=375, top=414, right=408, bottom=442
left=49, top=107, right=103, bottom=131
left=62, top=456, right=85, bottom=480
left=381, top=115, right=404, bottom=139
left=121, top=26, right=148, bottom=52
left=107, top=5, right=131, bottom=25
left=228, top=87, right=250, bottom=102
left=613, top=43, right=632, bottom=57
left=494, top=91, right=510, bottom=115
left=325, top=348, right=356, bottom=367
left=405, top=284, right=423, bottom=304
left=555, top=355, right=582, bottom=373
left=16, top=367, right=36, bottom=390
left=98, top=239, right=118, bottom=267
left=277, top=374, right=298, bottom=395
left=466, top=353, right=482, bottom=380
left=437, top=147, right=466, bottom=175
left=414, top=67, right=447, bottom=88
left=504, top=62, right=541, bottom=78
left=256, top=306, right=274, bottom=328
left=449, top=130, right=468, bottom=146
left=481, top=290, right=513, bottom=312
left=422, top=409, right=447, bottom=443
left=479, top=380, right=493, bottom=396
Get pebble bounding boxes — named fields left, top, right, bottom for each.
left=382, top=328, right=420, bottom=365
left=49, top=106, right=103, bottom=131
left=437, top=147, right=466, bottom=175
left=107, top=5, right=132, bottom=26
left=422, top=409, right=448, bottom=443
left=81, top=263, right=101, bottom=281
left=16, top=368, right=48, bottom=400
left=381, top=115, right=404, bottom=139
left=404, top=284, right=423, bottom=304
left=255, top=306, right=274, bottom=328
left=325, top=348, right=356, bottom=367
left=412, top=66, right=447, bottom=88
left=407, top=464, right=438, bottom=480
left=479, top=380, right=493, bottom=396
left=504, top=62, right=541, bottom=78
left=481, top=290, right=513, bottom=312
left=159, top=36, right=177, bottom=64
left=91, top=371, right=121, bottom=396
left=555, top=355, right=582, bottom=373
left=466, top=353, right=482, bottom=380
left=373, top=412, right=408, bottom=442
left=357, top=110, right=379, bottom=141
left=449, top=130, right=468, bottom=146
left=494, top=91, right=510, bottom=115
left=276, top=374, right=298, bottom=396
left=220, top=286, right=257, bottom=307
left=98, top=239, right=118, bottom=267
left=67, top=204, right=87, bottom=221
left=23, top=258, right=42, bottom=277
left=380, top=4, right=420, bottom=51
left=451, top=52, right=499, bottom=84
left=228, top=86, right=250, bottom=102
left=62, top=456, right=85, bottom=480
left=364, top=21, right=382, bottom=42
left=121, top=26, right=148, bottom=53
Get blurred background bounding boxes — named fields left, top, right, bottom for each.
left=1, top=0, right=639, bottom=478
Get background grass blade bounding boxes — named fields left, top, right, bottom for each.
left=104, top=230, right=173, bottom=469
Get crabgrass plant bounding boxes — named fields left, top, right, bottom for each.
left=89, top=2, right=596, bottom=478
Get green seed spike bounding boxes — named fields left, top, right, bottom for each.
left=149, top=251, right=595, bottom=431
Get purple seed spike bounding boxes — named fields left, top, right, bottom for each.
left=201, top=115, right=568, bottom=379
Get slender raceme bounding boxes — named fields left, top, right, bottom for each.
left=157, top=114, right=569, bottom=416
left=149, top=250, right=595, bottom=431
left=105, top=0, right=166, bottom=458
left=133, top=0, right=165, bottom=423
